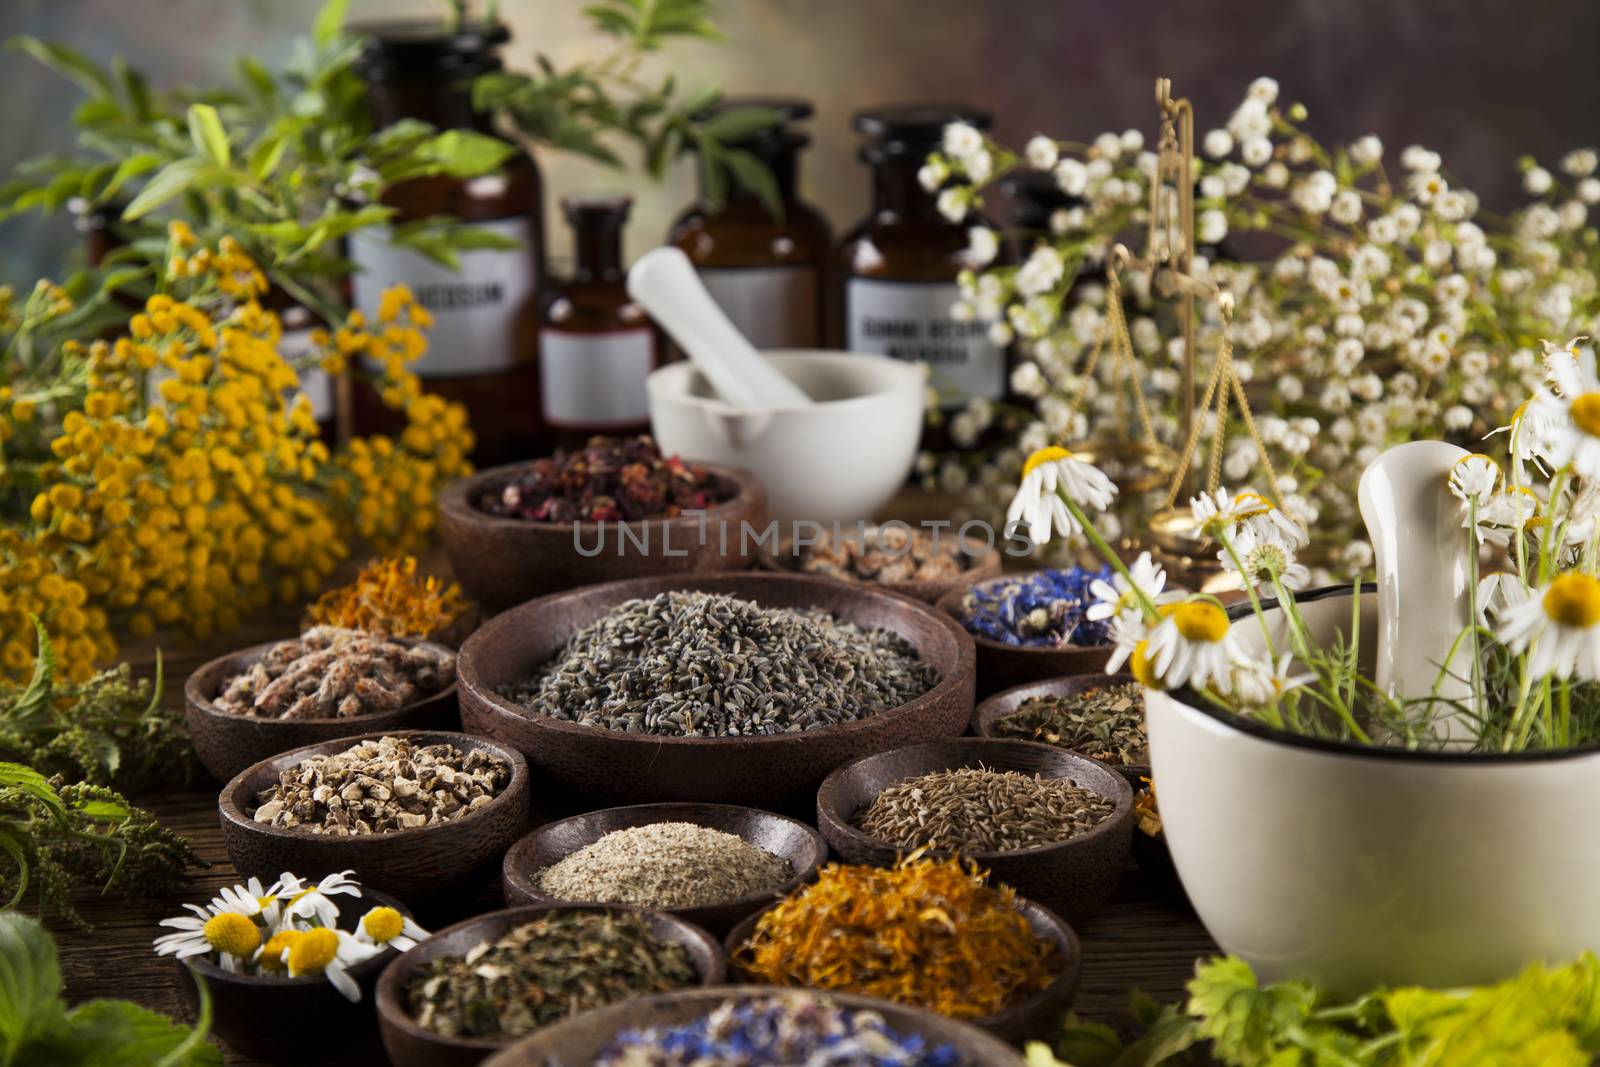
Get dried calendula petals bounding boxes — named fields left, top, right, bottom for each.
left=307, top=556, right=466, bottom=638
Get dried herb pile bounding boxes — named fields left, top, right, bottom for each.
left=794, top=527, right=971, bottom=586
left=958, top=568, right=1113, bottom=648
left=215, top=627, right=454, bottom=720
left=533, top=822, right=792, bottom=909
left=734, top=854, right=1058, bottom=1020
left=307, top=556, right=466, bottom=638
left=993, top=683, right=1148, bottom=766
left=477, top=435, right=729, bottom=523
left=405, top=911, right=699, bottom=1040
left=854, top=766, right=1118, bottom=853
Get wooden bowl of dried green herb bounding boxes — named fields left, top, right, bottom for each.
left=974, top=672, right=1148, bottom=786
left=375, top=904, right=725, bottom=1067
left=500, top=802, right=828, bottom=937
left=815, top=737, right=1133, bottom=922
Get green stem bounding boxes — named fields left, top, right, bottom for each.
left=1216, top=529, right=1276, bottom=658
left=1059, top=492, right=1160, bottom=622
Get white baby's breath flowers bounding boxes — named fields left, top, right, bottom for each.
left=1349, top=135, right=1383, bottom=166
left=936, top=187, right=970, bottom=223
left=917, top=159, right=947, bottom=193
left=1497, top=572, right=1600, bottom=681
left=1204, top=129, right=1233, bottom=159
left=1015, top=245, right=1066, bottom=296
left=942, top=121, right=984, bottom=161
left=1524, top=166, right=1554, bottom=195
left=1026, top=135, right=1059, bottom=169
left=965, top=226, right=998, bottom=267
left=1198, top=209, right=1228, bottom=245
left=1053, top=158, right=1088, bottom=197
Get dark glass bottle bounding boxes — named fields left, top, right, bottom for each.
left=538, top=195, right=658, bottom=447
left=350, top=20, right=547, bottom=464
left=667, top=97, right=830, bottom=352
left=838, top=105, right=1005, bottom=442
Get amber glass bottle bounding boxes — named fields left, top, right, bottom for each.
left=538, top=195, right=658, bottom=448
left=350, top=20, right=546, bottom=464
left=667, top=97, right=830, bottom=352
left=838, top=105, right=1004, bottom=441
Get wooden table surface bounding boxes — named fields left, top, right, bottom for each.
left=47, top=538, right=1219, bottom=1066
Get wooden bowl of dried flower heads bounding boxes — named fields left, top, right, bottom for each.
left=815, top=738, right=1133, bottom=922
left=937, top=577, right=1115, bottom=697
left=724, top=892, right=1082, bottom=1046
left=456, top=572, right=976, bottom=810
left=185, top=635, right=461, bottom=782
left=179, top=887, right=411, bottom=1064
left=975, top=672, right=1148, bottom=786
left=437, top=459, right=767, bottom=613
left=500, top=802, right=828, bottom=937
left=218, top=730, right=530, bottom=911
left=484, top=986, right=1028, bottom=1066
left=376, top=903, right=726, bottom=1067
left=757, top=525, right=1002, bottom=604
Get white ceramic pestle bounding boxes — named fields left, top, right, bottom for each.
left=627, top=247, right=814, bottom=410
left=1356, top=439, right=1477, bottom=741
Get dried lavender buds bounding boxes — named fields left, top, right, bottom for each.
left=993, top=683, right=1148, bottom=766
left=476, top=435, right=730, bottom=523
left=533, top=822, right=793, bottom=909
left=502, top=591, right=937, bottom=737
left=853, top=766, right=1117, bottom=853
left=250, top=735, right=510, bottom=836
left=215, top=627, right=454, bottom=720
left=792, top=527, right=971, bottom=586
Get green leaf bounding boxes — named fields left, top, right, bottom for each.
left=101, top=154, right=163, bottom=202
left=697, top=105, right=781, bottom=143
left=36, top=997, right=221, bottom=1066
left=0, top=913, right=65, bottom=1065
left=246, top=133, right=288, bottom=181
left=7, top=37, right=115, bottom=99
left=111, top=57, right=153, bottom=122
left=312, top=0, right=350, bottom=48
left=0, top=829, right=30, bottom=910
left=185, top=104, right=229, bottom=167
left=12, top=619, right=55, bottom=724
left=122, top=158, right=208, bottom=221
left=235, top=56, right=277, bottom=103
left=720, top=147, right=782, bottom=218
left=424, top=130, right=515, bottom=178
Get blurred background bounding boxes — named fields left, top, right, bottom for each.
left=2, top=0, right=1598, bottom=283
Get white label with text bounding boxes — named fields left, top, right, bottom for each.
left=700, top=265, right=820, bottom=349
left=539, top=329, right=653, bottom=428
left=846, top=278, right=1003, bottom=407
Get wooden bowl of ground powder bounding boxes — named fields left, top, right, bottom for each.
left=501, top=802, right=827, bottom=936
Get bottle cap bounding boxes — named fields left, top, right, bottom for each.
left=352, top=19, right=510, bottom=81
left=692, top=96, right=814, bottom=153
left=852, top=103, right=992, bottom=163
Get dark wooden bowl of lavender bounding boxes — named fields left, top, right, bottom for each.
left=456, top=573, right=976, bottom=809
left=437, top=459, right=767, bottom=613
left=814, top=738, right=1133, bottom=922
left=757, top=526, right=1003, bottom=604
left=725, top=893, right=1082, bottom=1046
left=179, top=887, right=410, bottom=1063
left=218, top=730, right=530, bottom=908
left=937, top=575, right=1114, bottom=697
left=184, top=636, right=460, bottom=783
left=376, top=903, right=725, bottom=1067
left=974, top=672, right=1148, bottom=787
left=483, top=986, right=1028, bottom=1065
left=500, top=802, right=828, bottom=937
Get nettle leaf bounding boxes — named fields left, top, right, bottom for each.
left=0, top=913, right=66, bottom=1064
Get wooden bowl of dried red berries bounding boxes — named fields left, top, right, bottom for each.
left=437, top=436, right=768, bottom=612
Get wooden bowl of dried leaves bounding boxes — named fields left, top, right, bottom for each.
left=483, top=986, right=1028, bottom=1066
left=218, top=730, right=530, bottom=908
left=974, top=672, right=1148, bottom=786
left=500, top=802, right=828, bottom=937
left=456, top=572, right=976, bottom=809
left=375, top=904, right=725, bottom=1067
left=757, top=524, right=1002, bottom=604
left=814, top=738, right=1133, bottom=922
left=185, top=632, right=461, bottom=782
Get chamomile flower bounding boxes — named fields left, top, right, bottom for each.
left=284, top=926, right=383, bottom=1002
left=1221, top=521, right=1311, bottom=593
left=1189, top=487, right=1267, bottom=536
left=1528, top=338, right=1600, bottom=480
left=282, top=870, right=362, bottom=927
left=1476, top=571, right=1532, bottom=627
left=1496, top=572, right=1600, bottom=680
left=212, top=875, right=283, bottom=929
left=1005, top=446, right=1118, bottom=546
left=1086, top=551, right=1179, bottom=627
left=1230, top=652, right=1310, bottom=708
left=1143, top=599, right=1246, bottom=693
left=1447, top=453, right=1500, bottom=507
left=355, top=906, right=429, bottom=952
left=153, top=901, right=263, bottom=973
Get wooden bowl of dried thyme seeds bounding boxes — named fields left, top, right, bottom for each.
left=218, top=731, right=530, bottom=908
left=375, top=904, right=725, bottom=1067
left=975, top=672, right=1149, bottom=786
left=815, top=738, right=1133, bottom=921
left=185, top=631, right=461, bottom=782
left=457, top=572, right=976, bottom=809
left=500, top=802, right=828, bottom=936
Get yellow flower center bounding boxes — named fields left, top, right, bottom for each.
left=1542, top=573, right=1600, bottom=629
left=257, top=929, right=303, bottom=973
left=1022, top=446, right=1073, bottom=477
left=362, top=906, right=404, bottom=944
left=1172, top=602, right=1230, bottom=643
left=1130, top=640, right=1164, bottom=690
left=1231, top=491, right=1274, bottom=519
left=1570, top=393, right=1600, bottom=437
left=286, top=927, right=340, bottom=977
left=202, top=913, right=261, bottom=958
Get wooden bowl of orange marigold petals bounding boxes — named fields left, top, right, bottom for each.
left=306, top=556, right=479, bottom=648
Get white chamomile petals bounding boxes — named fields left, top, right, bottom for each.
left=1006, top=446, right=1118, bottom=547
left=1497, top=573, right=1600, bottom=681
left=1144, top=600, right=1246, bottom=694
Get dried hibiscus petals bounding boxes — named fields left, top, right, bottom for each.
left=475, top=435, right=730, bottom=523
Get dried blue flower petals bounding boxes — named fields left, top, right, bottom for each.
left=958, top=566, right=1113, bottom=648
left=596, top=993, right=967, bottom=1066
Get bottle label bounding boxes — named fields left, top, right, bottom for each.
left=700, top=266, right=819, bottom=349
left=349, top=217, right=537, bottom=378
left=539, top=328, right=653, bottom=428
left=145, top=325, right=332, bottom=422
left=846, top=278, right=1003, bottom=408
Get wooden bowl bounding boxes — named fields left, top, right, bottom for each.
left=725, top=893, right=1081, bottom=1045
left=757, top=526, right=1003, bottom=604
left=185, top=636, right=460, bottom=783
left=376, top=903, right=725, bottom=1067
left=457, top=573, right=976, bottom=809
left=937, top=578, right=1114, bottom=696
left=501, top=802, right=827, bottom=937
left=219, top=730, right=530, bottom=908
left=974, top=673, right=1148, bottom=786
left=815, top=738, right=1133, bottom=922
left=178, top=888, right=410, bottom=1063
left=483, top=985, right=1028, bottom=1065
left=437, top=460, right=767, bottom=612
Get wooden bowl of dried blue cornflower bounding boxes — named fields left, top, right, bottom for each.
left=937, top=568, right=1116, bottom=696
